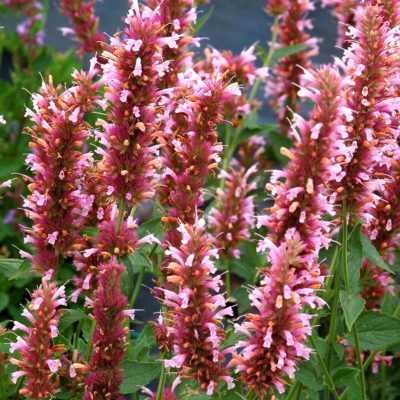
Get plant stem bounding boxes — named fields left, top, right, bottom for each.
left=85, top=319, right=96, bottom=361
left=310, top=336, right=341, bottom=400
left=244, top=389, right=255, bottom=400
left=130, top=266, right=145, bottom=308
left=156, top=357, right=167, bottom=400
left=225, top=268, right=231, bottom=298
left=341, top=203, right=367, bottom=400
left=117, top=197, right=126, bottom=232
left=73, top=318, right=83, bottom=349
left=294, top=383, right=303, bottom=400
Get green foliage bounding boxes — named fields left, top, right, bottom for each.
left=339, top=291, right=365, bottom=331
left=120, top=360, right=161, bottom=394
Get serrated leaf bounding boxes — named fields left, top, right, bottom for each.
left=123, top=250, right=153, bottom=274
left=270, top=43, right=309, bottom=65
left=59, top=309, right=90, bottom=333
left=348, top=310, right=400, bottom=351
left=360, top=232, right=393, bottom=273
left=120, top=360, right=161, bottom=394
left=295, top=358, right=324, bottom=391
left=339, top=291, right=365, bottom=331
left=137, top=217, right=162, bottom=239
left=332, top=367, right=358, bottom=387
left=132, top=325, right=156, bottom=361
left=0, top=259, right=31, bottom=279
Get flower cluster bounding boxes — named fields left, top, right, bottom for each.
left=232, top=65, right=347, bottom=395
left=195, top=46, right=268, bottom=124
left=5, top=0, right=45, bottom=50
left=209, top=166, right=257, bottom=260
left=22, top=60, right=103, bottom=275
left=158, top=70, right=240, bottom=247
left=98, top=0, right=173, bottom=206
left=266, top=0, right=290, bottom=17
left=59, top=0, right=105, bottom=57
left=10, top=278, right=66, bottom=398
left=142, top=377, right=181, bottom=400
left=160, top=218, right=234, bottom=394
left=266, top=0, right=318, bottom=135
left=84, top=259, right=133, bottom=400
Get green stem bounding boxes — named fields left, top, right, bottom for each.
left=117, top=197, right=126, bottom=233
left=286, top=382, right=301, bottom=400
left=244, top=389, right=255, bottom=400
left=293, top=383, right=303, bottom=400
left=130, top=266, right=145, bottom=308
left=73, top=318, right=83, bottom=349
left=310, top=336, right=341, bottom=400
left=225, top=269, right=231, bottom=298
left=341, top=203, right=367, bottom=400
left=156, top=358, right=167, bottom=400
left=85, top=319, right=96, bottom=361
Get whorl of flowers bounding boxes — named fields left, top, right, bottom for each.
left=5, top=0, right=45, bottom=49
left=59, top=0, right=105, bottom=57
left=84, top=259, right=133, bottom=400
left=160, top=218, right=234, bottom=394
left=158, top=70, right=240, bottom=247
left=195, top=46, right=268, bottom=124
left=22, top=60, right=103, bottom=275
left=9, top=278, right=66, bottom=398
left=208, top=165, right=257, bottom=260
left=231, top=65, right=347, bottom=395
left=322, top=0, right=360, bottom=46
left=98, top=1, right=174, bottom=206
left=267, top=0, right=318, bottom=135
left=145, top=0, right=198, bottom=86
left=332, top=3, right=400, bottom=219
left=375, top=0, right=400, bottom=28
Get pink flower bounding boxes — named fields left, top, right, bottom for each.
left=209, top=166, right=257, bottom=260
left=59, top=0, right=105, bottom=57
left=160, top=218, right=233, bottom=394
left=84, top=258, right=129, bottom=400
left=9, top=278, right=66, bottom=398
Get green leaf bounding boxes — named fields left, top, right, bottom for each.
left=347, top=224, right=363, bottom=293
left=59, top=309, right=90, bottom=333
left=268, top=130, right=294, bottom=165
left=360, top=233, right=394, bottom=273
left=193, top=5, right=215, bottom=33
left=81, top=227, right=98, bottom=237
left=332, top=367, right=358, bottom=388
left=349, top=310, right=400, bottom=351
left=270, top=43, right=309, bottom=65
left=0, top=259, right=30, bottom=279
left=137, top=217, right=162, bottom=239
left=295, top=358, right=324, bottom=391
left=237, top=124, right=278, bottom=144
left=0, top=292, right=9, bottom=313
left=339, top=291, right=365, bottom=331
left=123, top=250, right=153, bottom=274
left=132, top=325, right=156, bottom=361
left=120, top=360, right=161, bottom=394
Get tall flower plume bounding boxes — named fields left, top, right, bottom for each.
left=160, top=218, right=234, bottom=394
left=98, top=0, right=174, bottom=206
left=59, top=0, right=105, bottom=57
left=231, top=65, right=347, bottom=395
left=22, top=60, right=103, bottom=275
left=266, top=0, right=318, bottom=135
left=158, top=70, right=240, bottom=247
left=84, top=259, right=133, bottom=400
left=209, top=165, right=257, bottom=260
left=9, top=278, right=66, bottom=398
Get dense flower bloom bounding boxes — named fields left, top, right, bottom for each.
left=5, top=0, right=45, bottom=49
left=195, top=46, right=268, bottom=124
left=158, top=70, right=240, bottom=247
left=59, top=0, right=105, bottom=57
left=22, top=60, right=103, bottom=275
left=267, top=0, right=318, bottom=135
left=84, top=259, right=133, bottom=400
left=9, top=278, right=66, bottom=398
left=160, top=218, right=234, bottom=394
left=98, top=1, right=173, bottom=206
left=209, top=166, right=257, bottom=260
left=232, top=65, right=347, bottom=395
left=332, top=4, right=400, bottom=220
left=144, top=0, right=198, bottom=86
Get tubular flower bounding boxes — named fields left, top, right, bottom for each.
left=158, top=70, right=240, bottom=247
left=9, top=278, right=66, bottom=398
left=195, top=46, right=268, bottom=124
left=22, top=60, right=103, bottom=275
left=161, top=218, right=234, bottom=394
left=59, top=0, right=105, bottom=57
left=266, top=0, right=318, bottom=136
left=208, top=166, right=257, bottom=260
left=266, top=0, right=290, bottom=16
left=321, top=0, right=360, bottom=46
left=142, top=377, right=181, bottom=400
left=232, top=65, right=347, bottom=395
left=144, top=0, right=198, bottom=86
left=98, top=0, right=174, bottom=206
left=374, top=0, right=400, bottom=28
left=84, top=259, right=133, bottom=400
left=5, top=0, right=45, bottom=50
left=332, top=4, right=400, bottom=220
